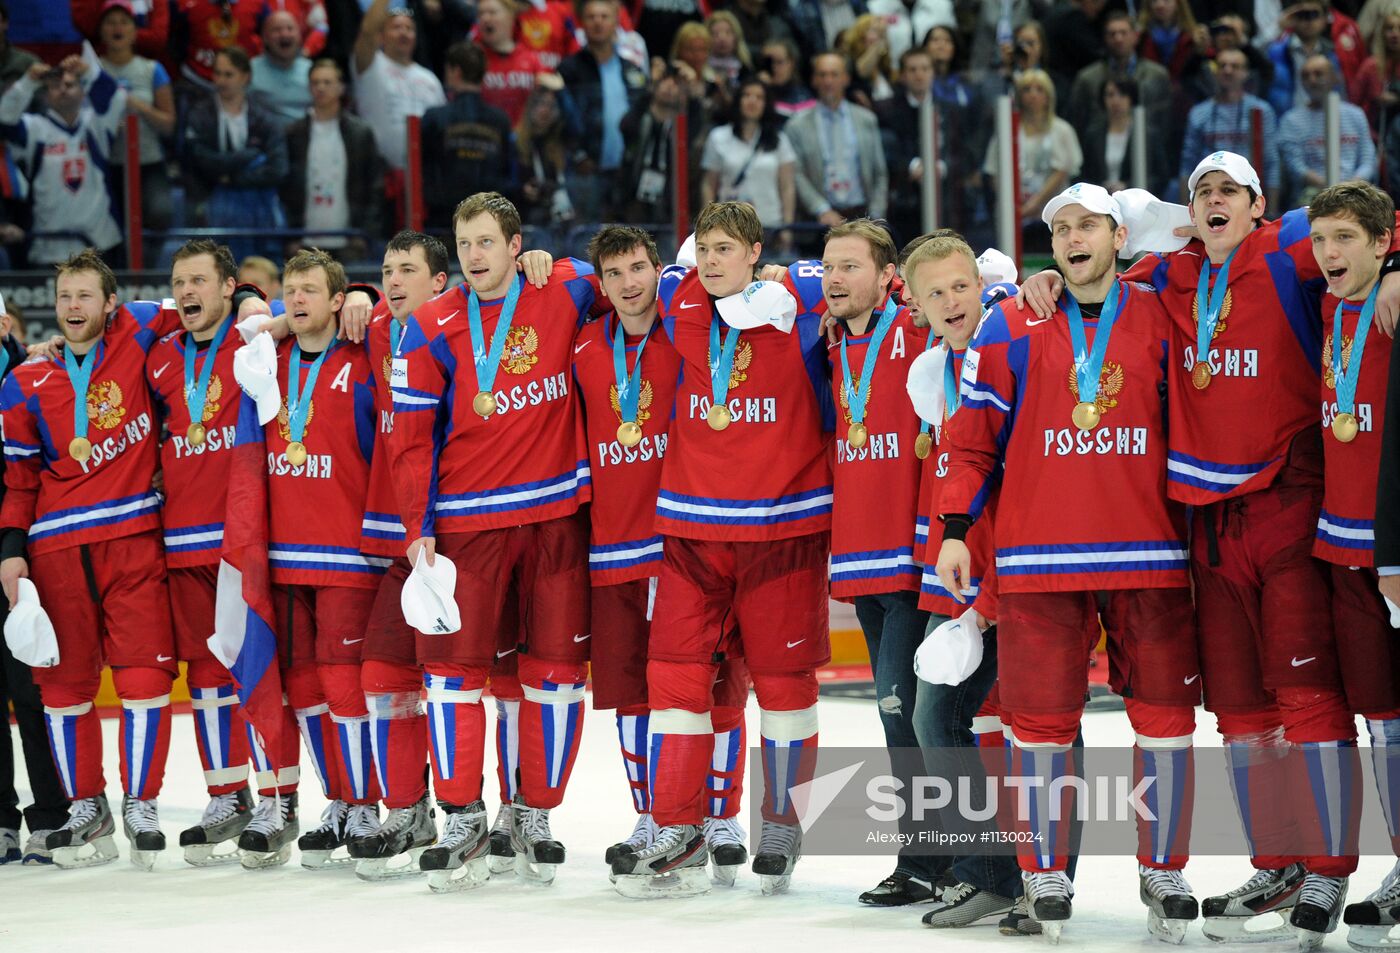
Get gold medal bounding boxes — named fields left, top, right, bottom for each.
left=1072, top=401, right=1101, bottom=432
left=286, top=441, right=309, bottom=467
left=616, top=421, right=643, bottom=448
left=914, top=432, right=933, bottom=460
left=848, top=422, right=869, bottom=448
left=68, top=436, right=92, bottom=463
left=1332, top=412, right=1360, bottom=443
left=706, top=404, right=732, bottom=431
left=1191, top=361, right=1212, bottom=390
left=187, top=422, right=206, bottom=447
left=472, top=390, right=497, bottom=418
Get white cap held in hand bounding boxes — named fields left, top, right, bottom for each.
left=4, top=578, right=59, bottom=668
left=914, top=608, right=985, bottom=686
left=232, top=333, right=282, bottom=426
left=401, top=549, right=462, bottom=635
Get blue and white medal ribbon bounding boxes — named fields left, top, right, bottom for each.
left=65, top=343, right=100, bottom=462
left=467, top=275, right=523, bottom=419
left=1329, top=284, right=1379, bottom=443
left=612, top=315, right=654, bottom=447
left=182, top=314, right=233, bottom=447
left=707, top=313, right=743, bottom=430
left=838, top=297, right=900, bottom=448
left=1064, top=281, right=1123, bottom=431
left=285, top=340, right=337, bottom=466
left=1192, top=246, right=1238, bottom=389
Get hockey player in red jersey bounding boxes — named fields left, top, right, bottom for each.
left=1305, top=182, right=1400, bottom=952
left=0, top=251, right=181, bottom=870
left=573, top=225, right=752, bottom=889
left=936, top=184, right=1201, bottom=943
left=260, top=249, right=390, bottom=868
left=390, top=192, right=597, bottom=889
left=821, top=220, right=940, bottom=905
left=611, top=201, right=831, bottom=897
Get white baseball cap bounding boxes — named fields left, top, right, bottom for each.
left=232, top=333, right=282, bottom=426
left=401, top=549, right=462, bottom=636
left=4, top=579, right=59, bottom=668
left=905, top=344, right=948, bottom=427
left=975, top=248, right=1018, bottom=285
left=1114, top=188, right=1193, bottom=259
left=715, top=280, right=798, bottom=333
left=1188, top=150, right=1262, bottom=197
left=676, top=233, right=698, bottom=269
left=914, top=609, right=984, bottom=686
left=1041, top=182, right=1123, bottom=227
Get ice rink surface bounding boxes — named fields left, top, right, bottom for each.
left=3, top=697, right=1394, bottom=953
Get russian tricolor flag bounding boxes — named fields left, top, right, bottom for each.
left=208, top=389, right=285, bottom=763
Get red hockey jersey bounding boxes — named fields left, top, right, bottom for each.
left=390, top=260, right=597, bottom=544
left=361, top=301, right=410, bottom=558
left=940, top=281, right=1188, bottom=594
left=0, top=302, right=176, bottom=556
left=1314, top=291, right=1390, bottom=567
left=265, top=337, right=387, bottom=589
left=654, top=263, right=833, bottom=543
left=147, top=314, right=241, bottom=568
left=827, top=300, right=928, bottom=600
left=573, top=311, right=680, bottom=586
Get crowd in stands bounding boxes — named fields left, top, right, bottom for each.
left=3, top=0, right=1400, bottom=264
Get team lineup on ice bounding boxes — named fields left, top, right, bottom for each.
left=3, top=157, right=1400, bottom=953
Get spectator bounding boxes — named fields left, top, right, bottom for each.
left=1266, top=0, right=1344, bottom=115
left=670, top=21, right=730, bottom=124
left=71, top=0, right=169, bottom=62
left=876, top=47, right=939, bottom=244
left=1352, top=0, right=1400, bottom=129
left=784, top=0, right=868, bottom=67
left=404, top=0, right=475, bottom=77
left=351, top=0, right=446, bottom=172
left=238, top=254, right=281, bottom=296
left=706, top=11, right=752, bottom=93
left=979, top=20, right=1066, bottom=107
left=965, top=0, right=1032, bottom=78
left=1279, top=53, right=1376, bottom=204
left=615, top=64, right=693, bottom=226
left=726, top=0, right=797, bottom=55
left=97, top=0, right=175, bottom=245
left=1207, top=14, right=1274, bottom=95
left=515, top=85, right=576, bottom=233
left=701, top=77, right=797, bottom=248
left=0, top=1, right=36, bottom=92
left=476, top=0, right=549, bottom=125
left=172, top=0, right=269, bottom=88
left=559, top=0, right=648, bottom=221
left=759, top=37, right=816, bottom=121
left=1178, top=47, right=1280, bottom=204
left=283, top=59, right=383, bottom=258
left=0, top=57, right=127, bottom=265
left=1138, top=0, right=1209, bottom=81
left=633, top=0, right=707, bottom=71
left=184, top=47, right=289, bottom=259
left=267, top=0, right=329, bottom=57
left=925, top=25, right=981, bottom=214
left=982, top=68, right=1082, bottom=248
left=866, top=0, right=954, bottom=64
left=1081, top=76, right=1171, bottom=194
left=420, top=42, right=516, bottom=223
left=786, top=53, right=889, bottom=228
left=839, top=13, right=896, bottom=108
left=1068, top=12, right=1173, bottom=144
left=1045, top=0, right=1113, bottom=85
left=512, top=0, right=581, bottom=71
left=250, top=10, right=313, bottom=126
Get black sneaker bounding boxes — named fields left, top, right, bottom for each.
left=859, top=870, right=937, bottom=906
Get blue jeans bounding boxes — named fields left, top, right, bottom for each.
left=854, top=590, right=938, bottom=881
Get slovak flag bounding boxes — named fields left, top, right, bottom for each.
left=208, top=388, right=284, bottom=759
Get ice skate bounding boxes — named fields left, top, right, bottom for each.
left=610, top=823, right=710, bottom=899
left=419, top=800, right=491, bottom=893
left=752, top=818, right=802, bottom=895
left=297, top=799, right=351, bottom=869
left=1000, top=895, right=1043, bottom=936
left=352, top=796, right=436, bottom=881
left=1023, top=870, right=1073, bottom=945
left=1202, top=863, right=1305, bottom=943
left=120, top=795, right=165, bottom=871
left=46, top=794, right=118, bottom=869
left=179, top=787, right=253, bottom=867
left=1345, top=859, right=1400, bottom=952
left=1290, top=873, right=1347, bottom=951
left=605, top=813, right=655, bottom=880
left=1140, top=864, right=1199, bottom=944
left=922, top=880, right=1015, bottom=927
left=21, top=829, right=53, bottom=865
left=511, top=796, right=564, bottom=886
left=237, top=792, right=299, bottom=869
left=488, top=801, right=515, bottom=874
left=702, top=816, right=746, bottom=887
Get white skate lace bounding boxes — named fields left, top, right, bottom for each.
left=438, top=811, right=473, bottom=849
left=62, top=797, right=101, bottom=832
left=1365, top=859, right=1400, bottom=903
left=1026, top=870, right=1072, bottom=901
left=1297, top=874, right=1345, bottom=909
left=1223, top=867, right=1286, bottom=898
left=1140, top=864, right=1193, bottom=900
left=123, top=797, right=161, bottom=835
left=621, top=814, right=654, bottom=850
left=638, top=824, right=693, bottom=859
left=756, top=819, right=800, bottom=855
left=702, top=816, right=745, bottom=848
left=518, top=805, right=553, bottom=845
left=245, top=795, right=290, bottom=836
left=379, top=803, right=420, bottom=836
left=344, top=805, right=381, bottom=839
left=310, top=800, right=348, bottom=836
left=199, top=791, right=245, bottom=827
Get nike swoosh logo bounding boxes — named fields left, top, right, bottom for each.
left=1183, top=674, right=1199, bottom=685
left=786, top=639, right=805, bottom=649
left=156, top=655, right=173, bottom=662
left=1291, top=656, right=1316, bottom=667
left=342, top=638, right=365, bottom=646
left=496, top=648, right=515, bottom=659
left=437, top=310, right=459, bottom=326
left=35, top=371, right=55, bottom=386
left=574, top=341, right=591, bottom=354
left=1025, top=315, right=1055, bottom=327
left=679, top=301, right=702, bottom=310
left=151, top=362, right=170, bottom=379
left=573, top=633, right=591, bottom=642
